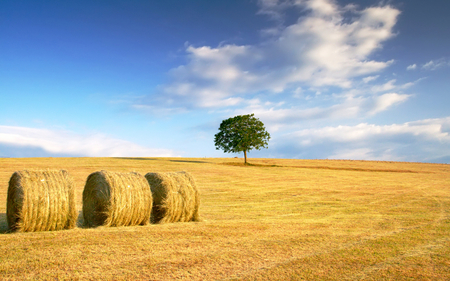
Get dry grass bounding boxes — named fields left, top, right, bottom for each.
left=82, top=170, right=152, bottom=227
left=6, top=169, right=77, bottom=232
left=0, top=157, right=449, bottom=280
left=145, top=171, right=200, bottom=223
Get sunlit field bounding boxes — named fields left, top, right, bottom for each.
left=0, top=157, right=449, bottom=280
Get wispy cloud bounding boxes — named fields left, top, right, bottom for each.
left=230, top=91, right=410, bottom=132
left=362, top=75, right=380, bottom=83
left=368, top=93, right=410, bottom=115
left=371, top=79, right=397, bottom=92
left=370, top=78, right=420, bottom=93
left=133, top=0, right=401, bottom=115
left=422, top=58, right=450, bottom=71
left=0, top=126, right=176, bottom=157
left=274, top=117, right=450, bottom=162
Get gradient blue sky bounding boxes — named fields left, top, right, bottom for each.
left=1, top=0, right=449, bottom=162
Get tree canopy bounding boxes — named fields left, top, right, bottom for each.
left=214, top=114, right=270, bottom=164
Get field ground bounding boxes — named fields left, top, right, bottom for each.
left=0, top=157, right=449, bottom=280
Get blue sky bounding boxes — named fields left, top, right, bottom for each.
left=1, top=0, right=449, bottom=163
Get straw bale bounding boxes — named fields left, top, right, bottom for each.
left=145, top=171, right=200, bottom=223
left=6, top=170, right=77, bottom=232
left=82, top=171, right=152, bottom=227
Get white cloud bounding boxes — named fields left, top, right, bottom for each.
left=137, top=0, right=400, bottom=111
left=329, top=148, right=389, bottom=161
left=363, top=75, right=379, bottom=83
left=369, top=93, right=410, bottom=115
left=0, top=126, right=176, bottom=157
left=371, top=79, right=397, bottom=92
left=276, top=117, right=450, bottom=161
left=422, top=58, right=450, bottom=71
left=407, top=64, right=417, bottom=70
left=369, top=78, right=418, bottom=93
left=400, top=82, right=414, bottom=89
left=231, top=91, right=410, bottom=132
left=292, top=119, right=449, bottom=143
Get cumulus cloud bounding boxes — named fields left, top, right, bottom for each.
left=134, top=0, right=400, bottom=112
left=0, top=126, right=176, bottom=157
left=274, top=117, right=450, bottom=161
left=406, top=64, right=417, bottom=70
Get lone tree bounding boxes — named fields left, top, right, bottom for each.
left=214, top=114, right=270, bottom=164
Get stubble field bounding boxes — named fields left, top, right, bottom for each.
left=0, top=157, right=449, bottom=280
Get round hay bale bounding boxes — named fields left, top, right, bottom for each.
left=82, top=171, right=152, bottom=227
left=145, top=171, right=200, bottom=223
left=6, top=170, right=77, bottom=232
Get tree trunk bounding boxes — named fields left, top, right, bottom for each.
left=244, top=150, right=247, bottom=164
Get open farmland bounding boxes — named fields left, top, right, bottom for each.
left=0, top=157, right=449, bottom=280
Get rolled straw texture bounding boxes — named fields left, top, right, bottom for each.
left=82, top=171, right=152, bottom=227
left=6, top=170, right=77, bottom=232
left=145, top=171, right=200, bottom=223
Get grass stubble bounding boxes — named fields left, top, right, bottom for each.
left=0, top=157, right=448, bottom=280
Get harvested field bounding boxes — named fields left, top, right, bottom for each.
left=0, top=157, right=449, bottom=280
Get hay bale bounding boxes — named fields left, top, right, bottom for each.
left=82, top=171, right=152, bottom=227
left=145, top=171, right=200, bottom=223
left=6, top=170, right=77, bottom=232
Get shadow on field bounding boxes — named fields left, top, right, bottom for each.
left=0, top=212, right=86, bottom=233
left=221, top=162, right=280, bottom=167
left=0, top=213, right=8, bottom=233
left=77, top=211, right=85, bottom=228
left=169, top=160, right=211, bottom=164
left=113, top=157, right=160, bottom=161
left=113, top=157, right=212, bottom=164
left=221, top=162, right=424, bottom=173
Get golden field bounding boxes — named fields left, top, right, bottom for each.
left=0, top=157, right=449, bottom=280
